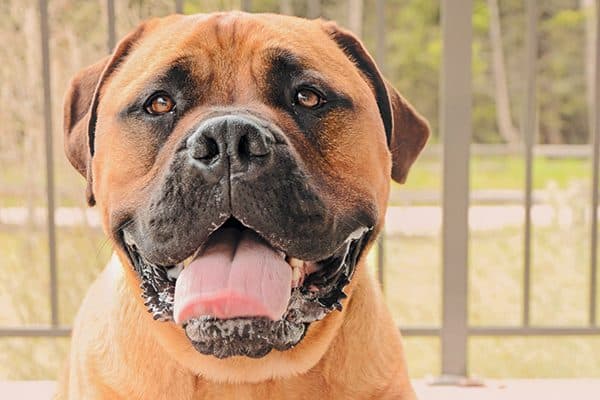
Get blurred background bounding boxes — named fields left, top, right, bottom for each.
left=1, top=0, right=600, bottom=381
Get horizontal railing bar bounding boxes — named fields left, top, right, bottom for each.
left=3, top=325, right=598, bottom=338
left=401, top=327, right=440, bottom=336
left=469, top=326, right=600, bottom=336
left=400, top=326, right=600, bottom=336
left=0, top=327, right=71, bottom=337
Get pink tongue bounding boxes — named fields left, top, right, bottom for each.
left=173, top=228, right=292, bottom=324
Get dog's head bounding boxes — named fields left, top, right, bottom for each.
left=64, top=12, right=428, bottom=382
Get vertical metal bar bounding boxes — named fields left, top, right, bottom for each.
left=307, top=0, right=321, bottom=19
left=590, top=1, right=600, bottom=326
left=375, top=0, right=385, bottom=74
left=175, top=0, right=184, bottom=14
left=347, top=0, right=363, bottom=36
left=241, top=0, right=252, bottom=12
left=107, top=0, right=116, bottom=52
left=280, top=0, right=292, bottom=15
left=522, top=0, right=537, bottom=327
left=440, top=0, right=472, bottom=377
left=38, top=0, right=59, bottom=327
left=377, top=233, right=385, bottom=292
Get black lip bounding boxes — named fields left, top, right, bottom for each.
left=121, top=230, right=177, bottom=321
left=184, top=317, right=306, bottom=359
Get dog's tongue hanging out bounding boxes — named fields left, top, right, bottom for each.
left=173, top=228, right=292, bottom=324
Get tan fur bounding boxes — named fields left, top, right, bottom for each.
left=57, top=12, right=428, bottom=400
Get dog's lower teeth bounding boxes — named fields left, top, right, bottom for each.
left=183, top=256, right=194, bottom=268
left=167, top=264, right=183, bottom=280
left=288, top=257, right=303, bottom=269
left=123, top=231, right=136, bottom=246
left=346, top=227, right=369, bottom=242
left=292, top=266, right=301, bottom=284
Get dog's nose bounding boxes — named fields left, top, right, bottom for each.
left=187, top=115, right=275, bottom=181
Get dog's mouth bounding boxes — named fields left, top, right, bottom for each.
left=120, top=217, right=371, bottom=358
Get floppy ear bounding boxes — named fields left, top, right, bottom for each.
left=323, top=23, right=430, bottom=183
left=63, top=57, right=108, bottom=189
left=63, top=23, right=147, bottom=206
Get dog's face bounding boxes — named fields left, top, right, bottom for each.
left=64, top=12, right=428, bottom=381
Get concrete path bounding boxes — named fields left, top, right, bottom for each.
left=0, top=204, right=578, bottom=236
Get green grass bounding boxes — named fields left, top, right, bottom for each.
left=398, top=155, right=591, bottom=192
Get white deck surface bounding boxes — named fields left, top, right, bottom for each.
left=3, top=379, right=600, bottom=399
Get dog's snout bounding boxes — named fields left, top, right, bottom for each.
left=186, top=115, right=275, bottom=181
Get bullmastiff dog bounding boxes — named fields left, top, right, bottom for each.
left=58, top=11, right=429, bottom=400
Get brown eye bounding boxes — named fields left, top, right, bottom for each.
left=145, top=93, right=175, bottom=115
left=294, top=88, right=325, bottom=109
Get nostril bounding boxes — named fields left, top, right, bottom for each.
left=190, top=136, right=219, bottom=161
left=239, top=131, right=271, bottom=158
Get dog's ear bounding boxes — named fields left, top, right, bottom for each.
left=322, top=22, right=430, bottom=183
left=63, top=57, right=108, bottom=181
left=63, top=23, right=147, bottom=206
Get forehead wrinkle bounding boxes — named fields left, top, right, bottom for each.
left=230, top=44, right=263, bottom=103
left=205, top=13, right=248, bottom=61
left=265, top=47, right=305, bottom=68
left=262, top=47, right=350, bottom=97
left=107, top=53, right=202, bottom=108
left=152, top=56, right=195, bottom=81
left=184, top=16, right=272, bottom=104
left=249, top=49, right=264, bottom=91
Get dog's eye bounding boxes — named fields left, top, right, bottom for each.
left=144, top=92, right=176, bottom=115
left=294, top=88, right=325, bottom=109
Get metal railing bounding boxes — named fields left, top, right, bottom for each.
left=1, top=0, right=600, bottom=378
